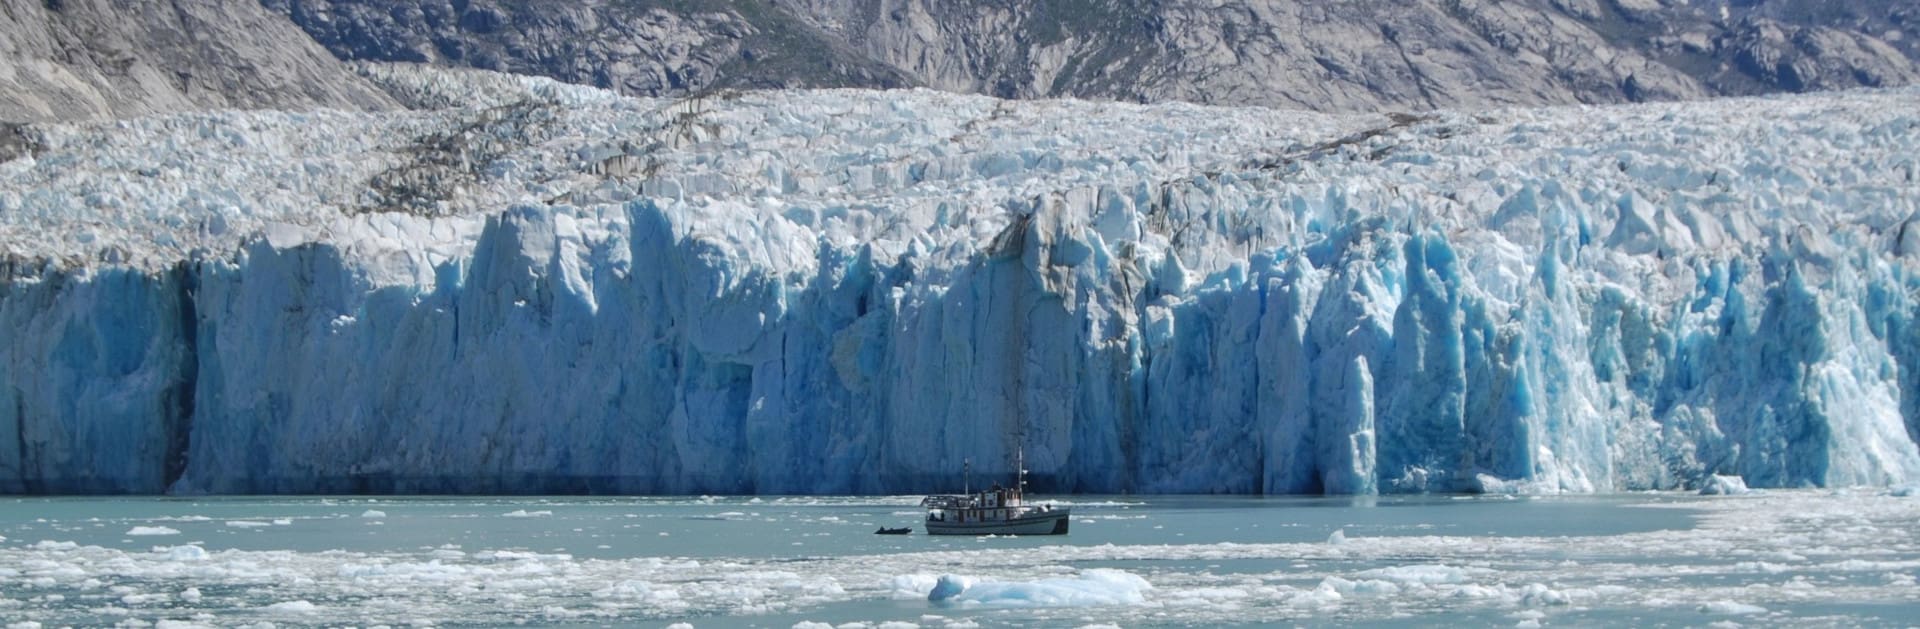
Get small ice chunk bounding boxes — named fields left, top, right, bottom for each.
left=361, top=510, right=387, bottom=518
left=154, top=621, right=214, bottom=629
left=164, top=545, right=208, bottom=561
left=1356, top=564, right=1484, bottom=585
left=1699, top=475, right=1754, bottom=495
left=127, top=526, right=181, bottom=536
left=1327, top=529, right=1347, bottom=545
left=889, top=574, right=942, bottom=600
left=1699, top=601, right=1766, bottom=615
left=593, top=580, right=657, bottom=600
left=792, top=622, right=834, bottom=629
left=121, top=591, right=166, bottom=606
left=1518, top=583, right=1569, bottom=606
left=503, top=510, right=553, bottom=518
left=272, top=518, right=292, bottom=525
left=929, top=574, right=969, bottom=602
left=225, top=521, right=270, bottom=528
left=181, top=587, right=203, bottom=603
left=264, top=600, right=319, bottom=614
left=935, top=569, right=1151, bottom=607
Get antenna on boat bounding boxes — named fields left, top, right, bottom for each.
left=1017, top=446, right=1027, bottom=497
left=963, top=458, right=971, bottom=495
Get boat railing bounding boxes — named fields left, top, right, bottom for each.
left=920, top=495, right=975, bottom=509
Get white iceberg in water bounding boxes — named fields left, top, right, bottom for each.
left=1698, top=475, right=1755, bottom=496
left=126, top=526, right=180, bottom=536
left=928, top=570, right=1152, bottom=607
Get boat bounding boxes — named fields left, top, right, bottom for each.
left=874, top=526, right=912, bottom=535
left=921, top=449, right=1070, bottom=535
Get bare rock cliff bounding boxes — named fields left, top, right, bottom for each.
left=0, top=0, right=395, bottom=122
left=271, top=0, right=1920, bottom=112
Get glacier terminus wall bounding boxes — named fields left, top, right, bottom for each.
left=3, top=68, right=1919, bottom=494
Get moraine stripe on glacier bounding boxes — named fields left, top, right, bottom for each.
left=2, top=67, right=1918, bottom=494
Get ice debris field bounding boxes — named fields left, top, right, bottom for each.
left=0, top=492, right=1917, bottom=626
left=2, top=65, right=1920, bottom=494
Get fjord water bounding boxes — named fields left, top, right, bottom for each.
left=3, top=493, right=1917, bottom=626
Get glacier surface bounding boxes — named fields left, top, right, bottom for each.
left=2, top=67, right=1919, bottom=494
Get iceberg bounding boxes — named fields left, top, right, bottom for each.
left=924, top=569, right=1153, bottom=607
left=1697, top=474, right=1755, bottom=496
left=2, top=67, right=1918, bottom=494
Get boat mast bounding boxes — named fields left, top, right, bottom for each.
left=1016, top=446, right=1026, bottom=501
left=963, top=458, right=971, bottom=495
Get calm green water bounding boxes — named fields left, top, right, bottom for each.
left=2, top=492, right=1917, bottom=626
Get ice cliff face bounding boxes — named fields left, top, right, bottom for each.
left=3, top=68, right=1919, bottom=495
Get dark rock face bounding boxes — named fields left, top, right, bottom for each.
left=260, top=0, right=912, bottom=96
left=763, top=0, right=1920, bottom=109
left=267, top=0, right=1920, bottom=111
left=0, top=0, right=395, bottom=122
left=6, top=1, right=1913, bottom=120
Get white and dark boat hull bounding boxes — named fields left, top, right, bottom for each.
left=925, top=509, right=1070, bottom=535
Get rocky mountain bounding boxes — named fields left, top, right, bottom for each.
left=260, top=0, right=913, bottom=96
left=0, top=0, right=395, bottom=123
left=7, top=0, right=1907, bottom=122
left=268, top=0, right=1920, bottom=111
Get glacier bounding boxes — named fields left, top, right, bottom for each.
left=2, top=67, right=1919, bottom=495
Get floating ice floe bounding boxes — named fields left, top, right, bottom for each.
left=1698, top=601, right=1768, bottom=615
left=262, top=600, right=319, bottom=614
left=125, top=526, right=180, bottom=536
left=922, top=570, right=1152, bottom=608
left=1699, top=475, right=1756, bottom=496
left=162, top=545, right=207, bottom=562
